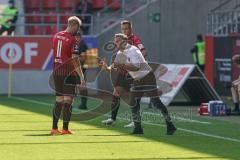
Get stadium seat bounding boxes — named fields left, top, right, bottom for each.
left=27, top=26, right=44, bottom=35
left=44, top=12, right=58, bottom=23
left=60, top=11, right=72, bottom=23
left=59, top=0, right=76, bottom=9
left=43, top=0, right=58, bottom=9
left=25, top=0, right=41, bottom=10
left=46, top=26, right=58, bottom=35
left=92, top=0, right=105, bottom=10
left=107, top=0, right=121, bottom=10
left=25, top=11, right=42, bottom=23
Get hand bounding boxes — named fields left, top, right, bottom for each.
left=99, top=58, right=109, bottom=70
left=80, top=80, right=86, bottom=87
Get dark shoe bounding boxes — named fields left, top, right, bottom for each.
left=78, top=105, right=87, bottom=110
left=131, top=127, right=144, bottom=135
left=166, top=123, right=177, bottom=135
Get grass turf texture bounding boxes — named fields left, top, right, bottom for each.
left=0, top=95, right=240, bottom=160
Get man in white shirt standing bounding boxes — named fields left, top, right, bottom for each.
left=101, top=33, right=176, bottom=135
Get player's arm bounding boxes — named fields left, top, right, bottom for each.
left=114, top=50, right=141, bottom=72
left=72, top=53, right=85, bottom=86
left=114, top=59, right=140, bottom=72
left=122, top=63, right=139, bottom=71
left=134, top=35, right=147, bottom=58
left=141, top=49, right=147, bottom=58
left=72, top=42, right=85, bottom=86
left=100, top=58, right=113, bottom=72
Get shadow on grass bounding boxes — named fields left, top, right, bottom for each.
left=0, top=95, right=239, bottom=159
left=55, top=157, right=221, bottom=160
left=0, top=140, right=148, bottom=145
left=0, top=128, right=105, bottom=132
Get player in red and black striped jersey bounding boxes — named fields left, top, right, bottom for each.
left=51, top=16, right=85, bottom=135
left=102, top=20, right=148, bottom=127
left=123, top=21, right=147, bottom=58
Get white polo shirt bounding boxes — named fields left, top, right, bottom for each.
left=114, top=44, right=152, bottom=80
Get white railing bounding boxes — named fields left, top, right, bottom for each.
left=207, top=10, right=240, bottom=36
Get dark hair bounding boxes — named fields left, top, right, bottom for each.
left=197, top=34, right=203, bottom=41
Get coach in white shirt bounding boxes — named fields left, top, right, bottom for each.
left=106, top=33, right=177, bottom=135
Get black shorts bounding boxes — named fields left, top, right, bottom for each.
left=112, top=73, right=133, bottom=91
left=129, top=71, right=160, bottom=106
left=54, top=75, right=79, bottom=96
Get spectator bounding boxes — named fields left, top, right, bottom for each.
left=190, top=34, right=206, bottom=72
left=0, top=0, right=18, bottom=35
left=75, top=0, right=92, bottom=35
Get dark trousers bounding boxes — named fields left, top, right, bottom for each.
left=0, top=25, right=15, bottom=35
left=130, top=71, right=172, bottom=128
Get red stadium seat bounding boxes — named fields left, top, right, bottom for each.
left=26, top=11, right=42, bottom=23
left=60, top=11, right=73, bottom=24
left=46, top=26, right=58, bottom=35
left=92, top=0, right=105, bottom=10
left=44, top=12, right=58, bottom=23
left=107, top=0, right=121, bottom=10
left=59, top=0, right=76, bottom=9
left=43, top=0, right=57, bottom=9
left=27, top=26, right=44, bottom=35
left=25, top=0, right=41, bottom=10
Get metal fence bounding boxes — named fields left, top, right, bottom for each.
left=0, top=13, right=93, bottom=35
left=95, top=0, right=150, bottom=33
left=0, top=0, right=151, bottom=36
left=207, top=10, right=240, bottom=36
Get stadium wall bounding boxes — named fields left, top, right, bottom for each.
left=159, top=0, right=220, bottom=64
left=0, top=36, right=98, bottom=95
left=96, top=0, right=221, bottom=91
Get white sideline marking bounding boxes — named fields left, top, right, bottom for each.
left=143, top=121, right=240, bottom=143
left=143, top=112, right=211, bottom=125
left=10, top=96, right=51, bottom=107
left=10, top=96, right=240, bottom=143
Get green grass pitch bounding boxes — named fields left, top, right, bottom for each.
left=0, top=95, right=240, bottom=160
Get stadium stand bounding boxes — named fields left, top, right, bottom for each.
left=207, top=0, right=240, bottom=36
left=23, top=0, right=150, bottom=35
left=1, top=0, right=151, bottom=35
left=23, top=0, right=119, bottom=35
left=91, top=0, right=105, bottom=10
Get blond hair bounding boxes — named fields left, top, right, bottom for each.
left=114, top=33, right=128, bottom=40
left=67, top=16, right=82, bottom=27
left=120, top=20, right=132, bottom=28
